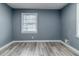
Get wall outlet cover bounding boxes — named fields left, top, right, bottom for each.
left=64, top=39, right=70, bottom=44
left=32, top=36, right=34, bottom=39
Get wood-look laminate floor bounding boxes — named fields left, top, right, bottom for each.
left=0, top=42, right=77, bottom=56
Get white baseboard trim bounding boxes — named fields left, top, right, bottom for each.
left=13, top=40, right=62, bottom=42
left=0, top=40, right=61, bottom=51
left=61, top=41, right=79, bottom=55
left=0, top=41, right=14, bottom=51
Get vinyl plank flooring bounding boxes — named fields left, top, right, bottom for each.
left=0, top=42, right=77, bottom=56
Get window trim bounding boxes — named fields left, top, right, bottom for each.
left=76, top=4, right=79, bottom=38
left=21, top=13, right=38, bottom=34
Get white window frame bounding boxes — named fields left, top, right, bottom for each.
left=21, top=13, right=38, bottom=33
left=76, top=4, right=79, bottom=38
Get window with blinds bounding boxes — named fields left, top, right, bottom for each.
left=21, top=13, right=37, bottom=33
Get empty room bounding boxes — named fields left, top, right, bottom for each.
left=0, top=3, right=79, bottom=56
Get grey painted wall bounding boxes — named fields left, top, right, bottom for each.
left=0, top=4, right=13, bottom=47
left=13, top=9, right=61, bottom=40
left=61, top=4, right=79, bottom=50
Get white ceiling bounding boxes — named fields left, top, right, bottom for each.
left=7, top=3, right=68, bottom=9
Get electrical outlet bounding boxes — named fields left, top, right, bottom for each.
left=32, top=36, right=34, bottom=39
left=64, top=39, right=69, bottom=44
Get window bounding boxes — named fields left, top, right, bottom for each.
left=76, top=4, right=79, bottom=37
left=21, top=13, right=37, bottom=33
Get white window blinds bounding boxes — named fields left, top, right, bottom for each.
left=21, top=13, right=37, bottom=33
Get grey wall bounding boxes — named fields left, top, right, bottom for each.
left=13, top=9, right=61, bottom=40
left=0, top=4, right=13, bottom=47
left=61, top=4, right=79, bottom=50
